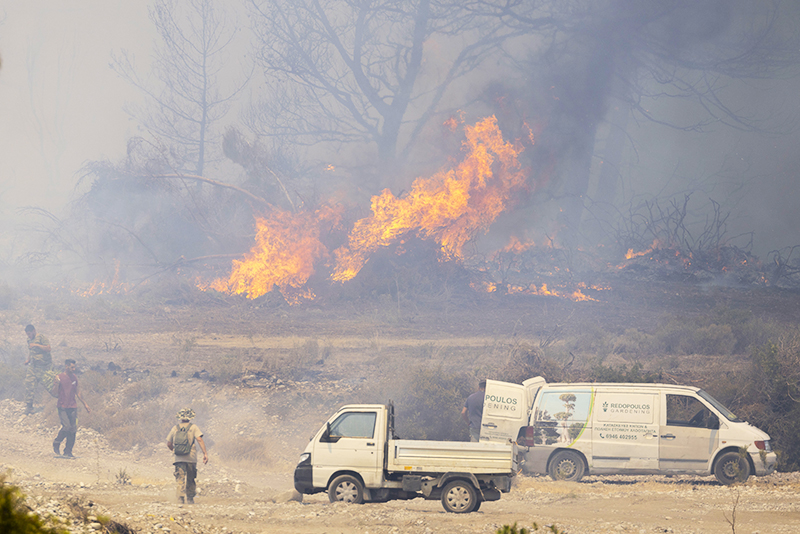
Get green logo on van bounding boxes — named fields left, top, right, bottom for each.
left=603, top=402, right=608, bottom=412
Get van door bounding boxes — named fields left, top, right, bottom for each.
left=660, top=393, right=719, bottom=472
left=481, top=380, right=528, bottom=443
left=593, top=391, right=659, bottom=470
left=312, top=409, right=383, bottom=487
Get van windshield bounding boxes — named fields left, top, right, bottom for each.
left=698, top=390, right=742, bottom=422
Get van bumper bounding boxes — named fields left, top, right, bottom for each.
left=293, top=458, right=316, bottom=494
left=751, top=451, right=778, bottom=476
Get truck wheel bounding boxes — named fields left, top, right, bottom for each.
left=441, top=480, right=477, bottom=513
left=548, top=450, right=585, bottom=482
left=715, top=452, right=751, bottom=485
left=328, top=475, right=364, bottom=504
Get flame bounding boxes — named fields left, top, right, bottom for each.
left=332, top=116, right=529, bottom=282
left=77, top=259, right=132, bottom=296
left=625, top=239, right=660, bottom=260
left=199, top=206, right=342, bottom=300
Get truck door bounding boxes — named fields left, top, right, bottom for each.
left=660, top=393, right=719, bottom=472
left=481, top=380, right=528, bottom=443
left=313, top=410, right=382, bottom=487
left=593, top=391, right=659, bottom=470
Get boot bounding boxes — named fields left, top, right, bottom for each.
left=53, top=442, right=61, bottom=456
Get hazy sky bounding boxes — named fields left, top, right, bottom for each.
left=0, top=1, right=153, bottom=215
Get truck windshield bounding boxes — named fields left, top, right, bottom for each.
left=697, top=390, right=742, bottom=422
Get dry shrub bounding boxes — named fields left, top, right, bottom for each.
left=120, top=375, right=168, bottom=405
left=496, top=343, right=568, bottom=384
left=213, top=436, right=272, bottom=466
left=0, top=364, right=26, bottom=401
left=0, top=282, right=17, bottom=310
left=390, top=365, right=472, bottom=441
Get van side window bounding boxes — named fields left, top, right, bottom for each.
left=666, top=395, right=719, bottom=429
left=330, top=412, right=377, bottom=438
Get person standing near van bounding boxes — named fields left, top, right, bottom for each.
left=24, top=324, right=53, bottom=414
left=166, top=408, right=208, bottom=504
left=52, top=359, right=91, bottom=458
left=462, top=380, right=486, bottom=442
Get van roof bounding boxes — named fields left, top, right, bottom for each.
left=544, top=382, right=700, bottom=393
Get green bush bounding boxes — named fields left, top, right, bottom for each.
left=0, top=475, right=67, bottom=534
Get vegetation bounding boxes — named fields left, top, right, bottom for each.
left=0, top=475, right=66, bottom=534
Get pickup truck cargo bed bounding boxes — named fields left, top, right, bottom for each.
left=388, top=439, right=516, bottom=473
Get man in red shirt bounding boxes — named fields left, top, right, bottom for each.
left=52, top=359, right=91, bottom=458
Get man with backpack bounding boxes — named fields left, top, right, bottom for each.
left=166, top=408, right=208, bottom=504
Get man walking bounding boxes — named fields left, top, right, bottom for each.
left=462, top=379, right=486, bottom=442
left=52, top=359, right=91, bottom=458
left=24, top=324, right=54, bottom=414
left=166, top=408, right=208, bottom=504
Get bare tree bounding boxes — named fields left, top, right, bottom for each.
left=476, top=0, right=800, bottom=243
left=111, top=0, right=250, bottom=176
left=247, top=0, right=518, bottom=183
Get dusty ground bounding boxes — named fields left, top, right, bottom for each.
left=2, top=279, right=800, bottom=533
left=3, top=398, right=800, bottom=534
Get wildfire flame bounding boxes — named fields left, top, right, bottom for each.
left=332, top=116, right=529, bottom=282
left=198, top=206, right=342, bottom=300
left=77, top=259, right=132, bottom=297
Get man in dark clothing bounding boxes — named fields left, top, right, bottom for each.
left=24, top=324, right=54, bottom=414
left=52, top=359, right=91, bottom=458
left=462, top=379, right=486, bottom=442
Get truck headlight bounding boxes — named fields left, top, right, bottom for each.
left=298, top=452, right=311, bottom=465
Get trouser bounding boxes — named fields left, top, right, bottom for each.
left=54, top=408, right=78, bottom=455
left=24, top=364, right=55, bottom=404
left=174, top=462, right=198, bottom=499
left=469, top=426, right=480, bottom=442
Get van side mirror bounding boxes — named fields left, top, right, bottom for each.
left=708, top=413, right=720, bottom=430
left=320, top=422, right=341, bottom=443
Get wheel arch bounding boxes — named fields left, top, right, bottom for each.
left=326, top=470, right=365, bottom=490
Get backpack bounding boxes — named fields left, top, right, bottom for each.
left=173, top=423, right=193, bottom=455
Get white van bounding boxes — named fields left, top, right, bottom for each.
left=481, top=377, right=777, bottom=485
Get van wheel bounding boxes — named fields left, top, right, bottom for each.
left=715, top=452, right=751, bottom=485
left=548, top=450, right=585, bottom=482
left=328, top=475, right=364, bottom=504
left=441, top=480, right=478, bottom=513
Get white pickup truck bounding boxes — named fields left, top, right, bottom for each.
left=293, top=403, right=518, bottom=513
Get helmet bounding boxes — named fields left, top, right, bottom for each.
left=176, top=408, right=195, bottom=420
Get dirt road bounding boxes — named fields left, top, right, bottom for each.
left=3, top=399, right=799, bottom=534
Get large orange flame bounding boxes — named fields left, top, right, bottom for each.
left=199, top=206, right=341, bottom=300
left=331, top=116, right=528, bottom=282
